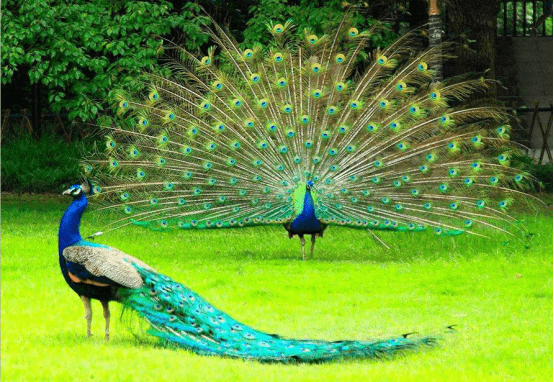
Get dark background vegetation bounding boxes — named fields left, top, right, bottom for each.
left=2, top=0, right=552, bottom=193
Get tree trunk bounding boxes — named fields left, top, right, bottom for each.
left=429, top=0, right=443, bottom=82
left=33, top=82, right=42, bottom=138
left=445, top=0, right=500, bottom=85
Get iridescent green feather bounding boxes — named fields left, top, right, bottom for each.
left=119, top=264, right=436, bottom=362
left=292, top=182, right=307, bottom=216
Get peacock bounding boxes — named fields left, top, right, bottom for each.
left=85, top=18, right=533, bottom=259
left=58, top=181, right=437, bottom=362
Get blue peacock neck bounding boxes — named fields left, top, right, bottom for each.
left=58, top=193, right=87, bottom=255
left=302, top=189, right=316, bottom=218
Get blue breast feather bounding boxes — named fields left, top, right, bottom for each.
left=290, top=190, right=321, bottom=234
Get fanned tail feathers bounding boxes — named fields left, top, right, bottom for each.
left=120, top=264, right=435, bottom=362
left=85, top=18, right=533, bottom=238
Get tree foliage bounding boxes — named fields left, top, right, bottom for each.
left=243, top=0, right=398, bottom=49
left=1, top=0, right=210, bottom=122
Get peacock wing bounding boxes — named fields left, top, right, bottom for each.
left=63, top=245, right=154, bottom=289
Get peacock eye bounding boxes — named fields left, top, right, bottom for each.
left=366, top=123, right=378, bottom=132
left=348, top=27, right=359, bottom=37
left=430, top=91, right=440, bottom=100
left=377, top=55, right=387, bottom=65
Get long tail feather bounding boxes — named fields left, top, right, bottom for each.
left=119, top=265, right=435, bottom=362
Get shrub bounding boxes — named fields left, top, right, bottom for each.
left=1, top=134, right=94, bottom=193
left=513, top=155, right=553, bottom=191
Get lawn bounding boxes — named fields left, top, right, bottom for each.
left=2, top=193, right=552, bottom=381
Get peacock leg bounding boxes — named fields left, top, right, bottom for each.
left=300, top=236, right=306, bottom=261
left=101, top=300, right=110, bottom=341
left=309, top=235, right=316, bottom=258
left=81, top=295, right=92, bottom=337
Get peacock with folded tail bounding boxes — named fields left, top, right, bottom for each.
left=85, top=18, right=533, bottom=259
left=59, top=181, right=436, bottom=362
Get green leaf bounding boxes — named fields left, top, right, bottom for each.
left=2, top=0, right=215, bottom=123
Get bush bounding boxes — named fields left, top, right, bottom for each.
left=513, top=155, right=553, bottom=192
left=1, top=134, right=94, bottom=193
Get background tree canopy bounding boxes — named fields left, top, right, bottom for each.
left=1, top=0, right=210, bottom=122
left=1, top=0, right=400, bottom=124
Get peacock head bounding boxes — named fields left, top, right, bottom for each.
left=63, top=180, right=94, bottom=199
left=306, top=180, right=314, bottom=191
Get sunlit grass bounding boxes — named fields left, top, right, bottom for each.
left=2, top=193, right=552, bottom=381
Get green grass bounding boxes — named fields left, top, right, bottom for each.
left=2, top=193, right=552, bottom=381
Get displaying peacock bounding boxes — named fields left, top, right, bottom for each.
left=59, top=181, right=436, bottom=362
left=85, top=18, right=533, bottom=259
